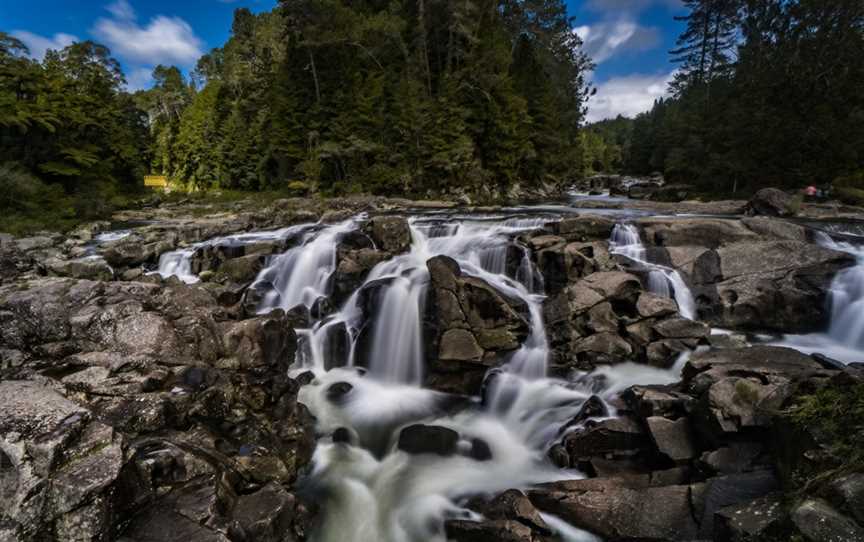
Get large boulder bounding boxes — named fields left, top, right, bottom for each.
left=745, top=188, right=798, bottom=217
left=364, top=216, right=411, bottom=254
left=690, top=240, right=854, bottom=331
left=791, top=498, right=864, bottom=542
left=424, top=256, right=530, bottom=394
left=681, top=347, right=828, bottom=443
left=529, top=478, right=700, bottom=541
left=45, top=257, right=115, bottom=281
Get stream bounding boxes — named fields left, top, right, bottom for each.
left=146, top=200, right=864, bottom=541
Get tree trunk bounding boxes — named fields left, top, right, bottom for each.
left=418, top=0, right=433, bottom=96
left=308, top=49, right=321, bottom=104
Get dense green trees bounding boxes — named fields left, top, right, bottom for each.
left=0, top=33, right=149, bottom=225
left=621, top=0, right=864, bottom=194
left=151, top=1, right=592, bottom=197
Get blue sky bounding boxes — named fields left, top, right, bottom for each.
left=1, top=0, right=685, bottom=122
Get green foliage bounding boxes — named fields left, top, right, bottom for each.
left=786, top=381, right=864, bottom=490
left=156, top=1, right=592, bottom=199
left=597, top=1, right=864, bottom=195
left=0, top=35, right=149, bottom=234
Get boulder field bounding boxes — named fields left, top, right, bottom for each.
left=1, top=197, right=863, bottom=541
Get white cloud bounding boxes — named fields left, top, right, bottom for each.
left=10, top=31, right=79, bottom=60
left=585, top=71, right=675, bottom=123
left=125, top=67, right=153, bottom=91
left=107, top=0, right=136, bottom=21
left=575, top=20, right=660, bottom=64
left=92, top=2, right=204, bottom=66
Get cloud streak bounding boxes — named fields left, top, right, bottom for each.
left=92, top=1, right=204, bottom=66
left=10, top=31, right=79, bottom=60
left=575, top=20, right=661, bottom=64
left=585, top=71, right=675, bottom=123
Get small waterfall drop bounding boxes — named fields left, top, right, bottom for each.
left=151, top=223, right=315, bottom=284
left=154, top=248, right=198, bottom=283
left=609, top=223, right=696, bottom=319
left=771, top=231, right=864, bottom=363
left=818, top=233, right=864, bottom=349
left=254, top=220, right=359, bottom=312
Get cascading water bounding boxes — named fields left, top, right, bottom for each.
left=821, top=234, right=864, bottom=349
left=773, top=231, right=864, bottom=362
left=254, top=219, right=360, bottom=312
left=151, top=223, right=316, bottom=284
left=609, top=223, right=697, bottom=320
left=254, top=213, right=691, bottom=542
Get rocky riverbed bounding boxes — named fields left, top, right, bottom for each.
left=2, top=192, right=864, bottom=542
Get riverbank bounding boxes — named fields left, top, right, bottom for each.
left=2, top=193, right=864, bottom=541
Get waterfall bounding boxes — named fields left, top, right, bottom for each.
left=154, top=248, right=198, bottom=283
left=151, top=223, right=315, bottom=284
left=818, top=233, right=864, bottom=349
left=609, top=223, right=696, bottom=319
left=254, top=220, right=359, bottom=312
left=770, top=231, right=864, bottom=363
left=186, top=211, right=695, bottom=542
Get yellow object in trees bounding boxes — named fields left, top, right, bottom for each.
left=144, top=175, right=167, bottom=187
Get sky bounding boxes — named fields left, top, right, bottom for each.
left=1, top=0, right=686, bottom=123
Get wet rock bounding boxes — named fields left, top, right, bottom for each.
left=635, top=292, right=677, bottom=318
left=535, top=241, right=615, bottom=294
left=0, top=381, right=124, bottom=541
left=439, top=328, right=484, bottom=362
left=217, top=253, right=265, bottom=283
left=425, top=256, right=530, bottom=394
left=714, top=494, right=785, bottom=541
left=321, top=321, right=351, bottom=370
left=742, top=216, right=807, bottom=241
left=325, top=382, right=353, bottom=402
left=693, top=241, right=853, bottom=332
left=645, top=416, right=697, bottom=463
left=45, top=257, right=114, bottom=281
left=332, top=248, right=389, bottom=304
left=558, top=395, right=608, bottom=436
left=529, top=479, right=699, bottom=541
left=230, top=483, right=298, bottom=542
left=622, top=385, right=694, bottom=419
left=332, top=427, right=353, bottom=444
left=468, top=438, right=493, bottom=461
left=365, top=216, right=411, bottom=254
left=562, top=416, right=648, bottom=461
left=397, top=424, right=460, bottom=456
left=222, top=311, right=297, bottom=372
left=481, top=489, right=551, bottom=534
left=827, top=473, right=864, bottom=524
left=791, top=498, right=864, bottom=542
left=241, top=280, right=274, bottom=317
left=698, top=442, right=764, bottom=475
left=640, top=218, right=758, bottom=249
left=445, top=519, right=536, bottom=542
left=745, top=188, right=798, bottom=217
left=691, top=471, right=781, bottom=538
left=546, top=216, right=616, bottom=241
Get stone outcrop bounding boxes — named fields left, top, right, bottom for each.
left=745, top=187, right=798, bottom=217
left=634, top=216, right=855, bottom=331
left=424, top=255, right=531, bottom=394
left=543, top=271, right=708, bottom=370
left=0, top=278, right=315, bottom=541
left=363, top=216, right=411, bottom=254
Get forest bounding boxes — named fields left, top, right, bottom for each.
left=1, top=0, right=864, bottom=232
left=583, top=0, right=864, bottom=201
